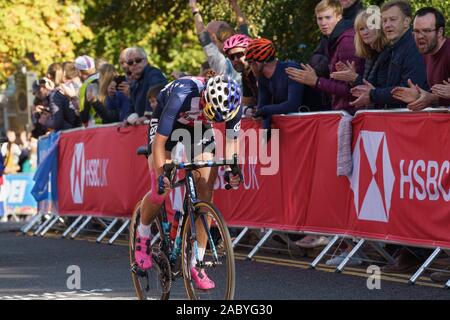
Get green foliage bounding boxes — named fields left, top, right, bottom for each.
left=0, top=0, right=93, bottom=83
left=1, top=0, right=449, bottom=83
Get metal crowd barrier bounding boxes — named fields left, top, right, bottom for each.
left=23, top=108, right=450, bottom=288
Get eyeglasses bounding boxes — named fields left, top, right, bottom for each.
left=412, top=28, right=437, bottom=36
left=126, top=58, right=144, bottom=66
left=227, top=52, right=245, bottom=61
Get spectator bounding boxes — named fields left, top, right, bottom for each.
left=330, top=10, right=389, bottom=91
left=340, top=0, right=364, bottom=22
left=392, top=7, right=450, bottom=109
left=350, top=0, right=428, bottom=109
left=107, top=48, right=133, bottom=119
left=1, top=131, right=21, bottom=174
left=16, top=131, right=37, bottom=173
left=31, top=94, right=50, bottom=139
left=223, top=34, right=258, bottom=113
left=108, top=48, right=132, bottom=97
left=189, top=0, right=249, bottom=85
left=18, top=131, right=30, bottom=172
left=146, top=83, right=166, bottom=113
left=86, top=64, right=130, bottom=123
left=119, top=48, right=133, bottom=79
left=245, top=38, right=304, bottom=132
left=35, top=77, right=81, bottom=131
left=287, top=0, right=364, bottom=113
left=306, top=0, right=364, bottom=110
left=96, top=58, right=108, bottom=71
left=75, top=55, right=100, bottom=126
left=21, top=137, right=37, bottom=173
left=46, top=63, right=64, bottom=87
left=60, top=61, right=82, bottom=114
left=126, top=46, right=168, bottom=125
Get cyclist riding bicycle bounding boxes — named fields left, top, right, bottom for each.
left=135, top=74, right=243, bottom=290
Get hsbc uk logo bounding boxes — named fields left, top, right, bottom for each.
left=70, top=143, right=85, bottom=204
left=349, top=131, right=395, bottom=223
left=70, top=143, right=109, bottom=204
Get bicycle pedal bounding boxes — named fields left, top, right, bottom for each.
left=131, top=263, right=148, bottom=277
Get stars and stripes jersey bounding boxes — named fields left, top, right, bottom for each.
left=153, top=77, right=242, bottom=138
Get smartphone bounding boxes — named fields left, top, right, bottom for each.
left=114, top=75, right=127, bottom=89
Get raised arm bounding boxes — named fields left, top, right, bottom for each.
left=189, top=0, right=206, bottom=34
left=229, top=0, right=246, bottom=28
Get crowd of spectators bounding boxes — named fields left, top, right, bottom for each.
left=1, top=130, right=37, bottom=174
left=18, top=0, right=450, bottom=282
left=186, top=0, right=450, bottom=283
left=28, top=46, right=169, bottom=138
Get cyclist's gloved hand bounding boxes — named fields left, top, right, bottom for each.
left=157, top=175, right=171, bottom=195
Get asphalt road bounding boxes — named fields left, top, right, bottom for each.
left=0, top=222, right=449, bottom=300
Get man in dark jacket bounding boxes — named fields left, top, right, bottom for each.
left=126, top=47, right=168, bottom=125
left=392, top=7, right=450, bottom=110
left=350, top=0, right=428, bottom=109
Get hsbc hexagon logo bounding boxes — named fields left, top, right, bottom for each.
left=70, top=143, right=85, bottom=204
left=349, top=131, right=395, bottom=223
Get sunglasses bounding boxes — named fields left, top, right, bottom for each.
left=126, top=58, right=144, bottom=66
left=227, top=52, right=245, bottom=61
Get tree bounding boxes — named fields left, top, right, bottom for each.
left=0, top=0, right=93, bottom=85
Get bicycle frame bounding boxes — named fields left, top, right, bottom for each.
left=159, top=169, right=221, bottom=272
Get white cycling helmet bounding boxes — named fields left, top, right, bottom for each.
left=203, top=75, right=241, bottom=122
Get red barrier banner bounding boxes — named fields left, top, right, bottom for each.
left=55, top=112, right=450, bottom=249
left=213, top=114, right=349, bottom=233
left=58, top=125, right=150, bottom=217
left=347, top=112, right=450, bottom=248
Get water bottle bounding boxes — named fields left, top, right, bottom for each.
left=170, top=211, right=181, bottom=241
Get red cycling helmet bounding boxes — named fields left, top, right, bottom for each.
left=245, top=38, right=276, bottom=63
left=223, top=34, right=251, bottom=54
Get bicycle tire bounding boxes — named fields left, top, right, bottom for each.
left=181, top=201, right=235, bottom=300
left=129, top=201, right=171, bottom=300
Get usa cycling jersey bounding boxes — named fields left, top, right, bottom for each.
left=152, top=77, right=242, bottom=138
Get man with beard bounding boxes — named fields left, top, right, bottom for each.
left=222, top=34, right=258, bottom=115
left=392, top=7, right=450, bottom=109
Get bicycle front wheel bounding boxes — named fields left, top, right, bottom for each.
left=129, top=202, right=171, bottom=300
left=181, top=202, right=235, bottom=300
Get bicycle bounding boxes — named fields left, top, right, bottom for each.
left=129, top=146, right=242, bottom=300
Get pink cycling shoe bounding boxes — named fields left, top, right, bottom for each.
left=190, top=267, right=215, bottom=290
left=134, top=235, right=153, bottom=270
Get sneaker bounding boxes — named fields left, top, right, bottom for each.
left=134, top=235, right=153, bottom=270
left=326, top=252, right=362, bottom=266
left=190, top=267, right=215, bottom=290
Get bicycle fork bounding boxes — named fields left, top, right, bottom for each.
left=185, top=172, right=220, bottom=269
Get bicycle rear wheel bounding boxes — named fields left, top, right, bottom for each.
left=129, top=201, right=171, bottom=300
left=181, top=202, right=235, bottom=300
